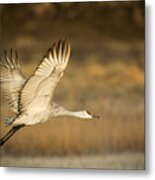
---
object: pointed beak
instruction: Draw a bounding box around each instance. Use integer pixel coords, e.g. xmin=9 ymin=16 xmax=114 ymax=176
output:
xmin=92 ymin=114 xmax=100 ymax=119
xmin=87 ymin=110 xmax=100 ymax=119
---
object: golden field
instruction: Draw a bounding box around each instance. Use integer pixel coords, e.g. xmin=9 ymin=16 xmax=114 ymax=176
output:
xmin=0 ymin=2 xmax=144 ymax=169
xmin=2 ymin=152 xmax=144 ymax=169
xmin=1 ymin=56 xmax=144 ymax=155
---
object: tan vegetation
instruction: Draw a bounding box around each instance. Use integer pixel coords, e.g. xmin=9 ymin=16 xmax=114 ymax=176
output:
xmin=1 ymin=58 xmax=144 ymax=156
xmin=2 ymin=152 xmax=144 ymax=169
xmin=0 ymin=1 xmax=144 ymax=169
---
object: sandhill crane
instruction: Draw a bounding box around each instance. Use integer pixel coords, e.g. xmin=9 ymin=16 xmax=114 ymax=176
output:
xmin=0 ymin=39 xmax=99 ymax=146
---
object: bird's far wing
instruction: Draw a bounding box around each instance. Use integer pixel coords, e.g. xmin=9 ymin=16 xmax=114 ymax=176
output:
xmin=18 ymin=38 xmax=71 ymax=113
xmin=0 ymin=50 xmax=26 ymax=113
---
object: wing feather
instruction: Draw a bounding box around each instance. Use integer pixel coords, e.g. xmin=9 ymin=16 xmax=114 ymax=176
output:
xmin=18 ymin=39 xmax=71 ymax=113
xmin=0 ymin=50 xmax=26 ymax=113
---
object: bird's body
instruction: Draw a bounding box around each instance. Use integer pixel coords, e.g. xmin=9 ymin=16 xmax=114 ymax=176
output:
xmin=11 ymin=104 xmax=51 ymax=126
xmin=0 ymin=38 xmax=98 ymax=146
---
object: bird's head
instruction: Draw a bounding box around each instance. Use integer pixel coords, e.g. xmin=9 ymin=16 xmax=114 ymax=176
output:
xmin=77 ymin=110 xmax=100 ymax=119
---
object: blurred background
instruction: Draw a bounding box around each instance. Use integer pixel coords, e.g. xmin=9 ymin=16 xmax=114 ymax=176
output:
xmin=0 ymin=1 xmax=144 ymax=169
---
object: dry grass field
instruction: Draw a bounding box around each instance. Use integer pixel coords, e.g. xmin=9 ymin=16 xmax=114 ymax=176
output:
xmin=0 ymin=2 xmax=144 ymax=169
xmin=1 ymin=59 xmax=144 ymax=155
xmin=2 ymin=152 xmax=144 ymax=169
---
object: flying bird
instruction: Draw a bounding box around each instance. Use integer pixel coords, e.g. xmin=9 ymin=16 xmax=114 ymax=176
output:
xmin=0 ymin=39 xmax=99 ymax=146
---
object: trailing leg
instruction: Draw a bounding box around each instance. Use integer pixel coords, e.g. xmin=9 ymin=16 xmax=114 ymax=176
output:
xmin=0 ymin=125 xmax=25 ymax=146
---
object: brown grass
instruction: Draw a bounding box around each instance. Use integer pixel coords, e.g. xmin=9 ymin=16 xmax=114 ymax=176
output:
xmin=1 ymin=59 xmax=144 ymax=156
xmin=1 ymin=152 xmax=144 ymax=169
xmin=0 ymin=2 xmax=144 ymax=170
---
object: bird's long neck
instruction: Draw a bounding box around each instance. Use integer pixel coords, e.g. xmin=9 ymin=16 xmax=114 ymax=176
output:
xmin=51 ymin=103 xmax=93 ymax=119
xmin=63 ymin=110 xmax=92 ymax=119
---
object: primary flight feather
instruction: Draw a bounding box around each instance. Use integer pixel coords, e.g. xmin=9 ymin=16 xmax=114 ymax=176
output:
xmin=0 ymin=49 xmax=26 ymax=113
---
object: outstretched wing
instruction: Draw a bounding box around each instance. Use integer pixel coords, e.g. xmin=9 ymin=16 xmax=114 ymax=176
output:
xmin=0 ymin=50 xmax=26 ymax=113
xmin=18 ymin=39 xmax=71 ymax=113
